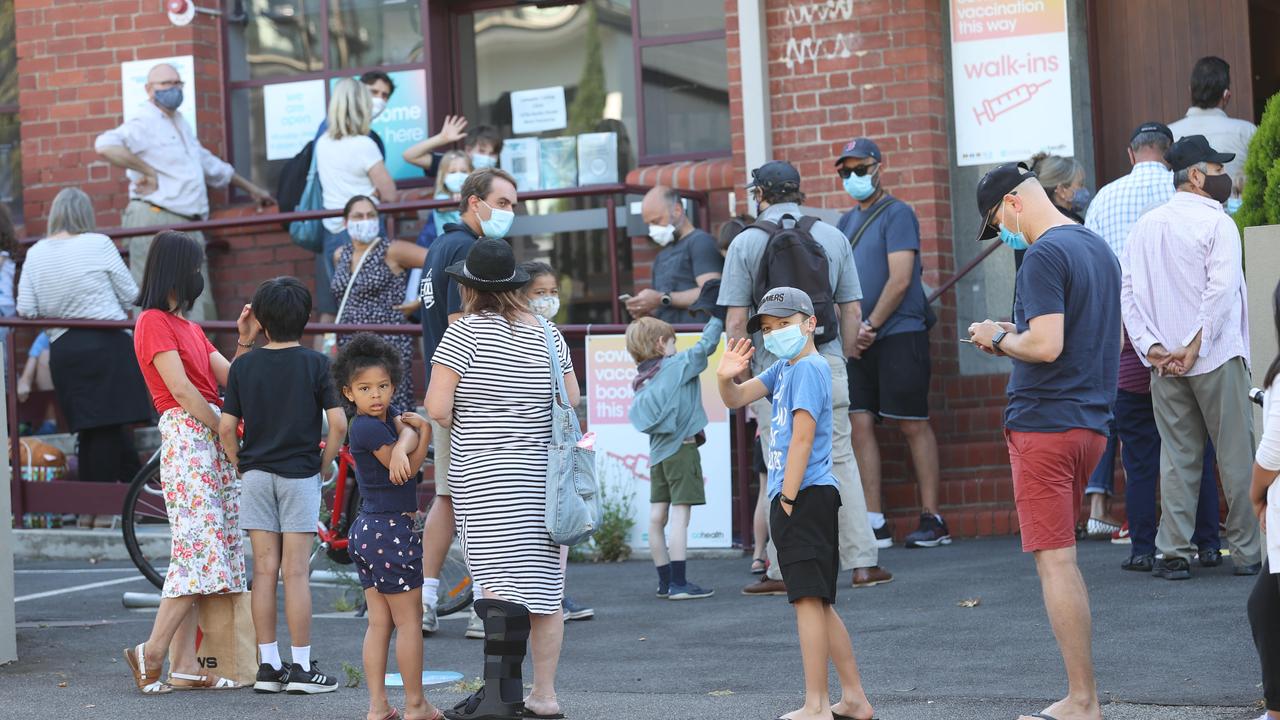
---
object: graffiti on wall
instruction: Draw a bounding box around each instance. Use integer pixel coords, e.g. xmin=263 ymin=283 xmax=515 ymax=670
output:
xmin=781 ymin=0 xmax=865 ymax=72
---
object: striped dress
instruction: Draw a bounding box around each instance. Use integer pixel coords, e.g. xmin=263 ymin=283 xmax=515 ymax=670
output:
xmin=432 ymin=312 xmax=571 ymax=614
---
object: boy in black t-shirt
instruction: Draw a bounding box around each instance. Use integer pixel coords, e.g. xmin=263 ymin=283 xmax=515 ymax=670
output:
xmin=219 ymin=277 xmax=347 ymax=696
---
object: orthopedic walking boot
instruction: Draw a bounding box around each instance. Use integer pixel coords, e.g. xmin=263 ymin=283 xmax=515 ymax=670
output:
xmin=444 ymin=599 xmax=530 ymax=720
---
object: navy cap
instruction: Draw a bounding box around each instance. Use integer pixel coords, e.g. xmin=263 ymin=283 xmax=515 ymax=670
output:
xmin=1130 ymin=121 xmax=1173 ymax=143
xmin=746 ymin=161 xmax=802 ymax=193
xmin=747 ymin=286 xmax=815 ymax=334
xmin=835 ymin=137 xmax=882 ymax=165
xmin=975 ymin=162 xmax=1036 ymax=241
xmin=1165 ymin=134 xmax=1235 ymax=172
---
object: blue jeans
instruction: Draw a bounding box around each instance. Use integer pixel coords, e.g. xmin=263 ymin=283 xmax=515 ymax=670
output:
xmin=1086 ymin=414 xmax=1119 ymax=496
xmin=1114 ymin=389 xmax=1220 ymax=557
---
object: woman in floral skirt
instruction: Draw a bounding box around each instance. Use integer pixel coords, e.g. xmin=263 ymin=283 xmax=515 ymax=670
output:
xmin=124 ymin=231 xmax=257 ymax=694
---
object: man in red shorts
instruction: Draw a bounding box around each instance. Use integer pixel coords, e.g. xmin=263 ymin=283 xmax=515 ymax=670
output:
xmin=968 ymin=162 xmax=1120 ymax=720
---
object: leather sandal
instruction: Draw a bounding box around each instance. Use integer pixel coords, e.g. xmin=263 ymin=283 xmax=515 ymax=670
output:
xmin=123 ymin=643 xmax=172 ymax=695
xmin=167 ymin=672 xmax=243 ymax=690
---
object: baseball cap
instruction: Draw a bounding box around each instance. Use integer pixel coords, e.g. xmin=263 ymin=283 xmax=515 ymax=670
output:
xmin=746 ymin=161 xmax=801 ymax=193
xmin=747 ymin=286 xmax=815 ymax=334
xmin=974 ymin=162 xmax=1036 ymax=241
xmin=1165 ymin=134 xmax=1235 ymax=172
xmin=1130 ymin=121 xmax=1173 ymax=143
xmin=835 ymin=137 xmax=882 ymax=166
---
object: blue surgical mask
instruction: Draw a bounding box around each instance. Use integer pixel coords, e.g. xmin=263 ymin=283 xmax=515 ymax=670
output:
xmin=1226 ymin=196 xmax=1243 ymax=215
xmin=1071 ymin=187 xmax=1092 ymax=214
xmin=763 ymin=323 xmax=808 ymax=360
xmin=479 ymin=199 xmax=515 ymax=239
xmin=153 ymin=86 xmax=183 ymax=111
xmin=998 ymin=207 xmax=1029 ymax=251
xmin=843 ymin=172 xmax=876 ymax=201
xmin=444 ymin=172 xmax=469 ymax=194
xmin=471 ymin=153 xmax=497 ymax=170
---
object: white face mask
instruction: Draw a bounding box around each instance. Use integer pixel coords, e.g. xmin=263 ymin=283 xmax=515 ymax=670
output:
xmin=370 ymin=97 xmax=387 ymax=119
xmin=648 ymin=224 xmax=676 ymax=247
xmin=347 ymin=218 xmax=380 ymax=243
xmin=529 ymin=295 xmax=560 ymax=320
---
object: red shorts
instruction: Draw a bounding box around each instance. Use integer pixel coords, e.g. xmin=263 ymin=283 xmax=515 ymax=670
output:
xmin=1006 ymin=428 xmax=1107 ymax=552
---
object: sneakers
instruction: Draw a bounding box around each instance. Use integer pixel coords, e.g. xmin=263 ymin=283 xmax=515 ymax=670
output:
xmin=872 ymin=523 xmax=893 ymax=549
xmin=656 ymin=582 xmax=670 ymax=599
xmin=1120 ymin=553 xmax=1153 ymax=572
xmin=284 ymin=661 xmax=338 ymax=694
xmin=253 ymin=663 xmax=288 ymax=694
xmin=1086 ymin=517 xmax=1121 ymax=539
xmin=1152 ymin=557 xmax=1191 ymax=580
xmin=904 ymin=513 xmax=951 ymax=549
xmin=421 ymin=602 xmax=439 ymax=634
xmin=1110 ymin=523 xmax=1131 ymax=545
xmin=668 ymin=582 xmax=714 ymax=600
xmin=465 ymin=608 xmax=485 ymax=639
xmin=1235 ymin=562 xmax=1263 ymax=577
xmin=1198 ymin=547 xmax=1223 ymax=568
xmin=562 ymin=597 xmax=595 ymax=620
xmin=741 ymin=578 xmax=787 ymax=596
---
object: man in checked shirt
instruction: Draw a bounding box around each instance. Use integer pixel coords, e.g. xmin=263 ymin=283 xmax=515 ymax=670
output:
xmin=1121 ymin=134 xmax=1262 ymax=581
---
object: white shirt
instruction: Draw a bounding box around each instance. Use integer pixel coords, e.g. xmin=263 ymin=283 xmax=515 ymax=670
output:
xmin=1168 ymin=107 xmax=1257 ymax=189
xmin=94 ymin=102 xmax=235 ymax=218
xmin=316 ymin=134 xmax=383 ymax=233
xmin=1259 ymin=376 xmax=1280 ymax=573
xmin=1120 ymin=192 xmax=1249 ymax=377
xmin=17 ymin=233 xmax=138 ymax=342
xmin=1084 ymin=162 xmax=1173 ymax=258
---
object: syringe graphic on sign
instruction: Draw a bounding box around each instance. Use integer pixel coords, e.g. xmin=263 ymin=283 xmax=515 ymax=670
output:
xmin=973 ymin=80 xmax=1052 ymax=126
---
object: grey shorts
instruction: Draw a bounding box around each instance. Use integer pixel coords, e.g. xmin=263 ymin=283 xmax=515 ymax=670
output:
xmin=240 ymin=470 xmax=322 ymax=533
xmin=431 ymin=418 xmax=452 ymax=497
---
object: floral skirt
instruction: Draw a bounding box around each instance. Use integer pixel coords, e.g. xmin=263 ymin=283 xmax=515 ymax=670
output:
xmin=158 ymin=408 xmax=246 ymax=598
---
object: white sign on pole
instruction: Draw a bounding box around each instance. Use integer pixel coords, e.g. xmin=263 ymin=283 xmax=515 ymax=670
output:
xmin=585 ymin=333 xmax=732 ymax=550
xmin=263 ymin=80 xmax=327 ymax=160
xmin=510 ymin=86 xmax=568 ymax=135
xmin=949 ymin=0 xmax=1073 ymax=166
xmin=120 ymin=55 xmax=197 ymax=133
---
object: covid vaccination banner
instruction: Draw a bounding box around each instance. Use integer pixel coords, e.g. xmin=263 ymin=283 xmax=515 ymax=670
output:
xmin=264 ymin=80 xmax=326 ymax=161
xmin=950 ymin=0 xmax=1073 ymax=166
xmin=327 ymin=69 xmax=428 ymax=182
xmin=585 ymin=334 xmax=732 ymax=549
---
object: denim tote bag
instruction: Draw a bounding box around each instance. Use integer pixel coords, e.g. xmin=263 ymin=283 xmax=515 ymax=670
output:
xmin=537 ymin=316 xmax=601 ymax=546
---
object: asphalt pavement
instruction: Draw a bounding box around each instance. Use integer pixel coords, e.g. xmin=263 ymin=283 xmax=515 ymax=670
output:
xmin=1 ymin=536 xmax=1268 ymax=720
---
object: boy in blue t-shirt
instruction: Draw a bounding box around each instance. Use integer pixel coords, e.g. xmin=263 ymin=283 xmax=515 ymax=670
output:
xmin=717 ymin=286 xmax=875 ymax=720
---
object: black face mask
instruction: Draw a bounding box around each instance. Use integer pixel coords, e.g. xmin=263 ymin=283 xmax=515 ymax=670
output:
xmin=182 ymin=270 xmax=204 ymax=309
xmin=1201 ymin=172 xmax=1232 ymax=205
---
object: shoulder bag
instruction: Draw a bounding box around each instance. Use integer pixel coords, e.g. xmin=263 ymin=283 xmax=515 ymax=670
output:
xmin=288 ymin=145 xmax=326 ymax=253
xmin=537 ymin=316 xmax=601 ymax=546
xmin=321 ymin=239 xmax=380 ymax=357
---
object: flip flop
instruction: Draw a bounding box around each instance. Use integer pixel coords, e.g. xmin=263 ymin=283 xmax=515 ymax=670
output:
xmin=1023 ymin=714 xmax=1060 ymax=720
xmin=522 ymin=707 xmax=565 ymax=719
xmin=832 ymin=713 xmax=878 ymax=720
xmin=376 ymin=710 xmax=401 ymax=720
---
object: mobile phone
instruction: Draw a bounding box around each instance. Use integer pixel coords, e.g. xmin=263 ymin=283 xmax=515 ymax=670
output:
xmin=618 ymin=294 xmax=633 ymax=302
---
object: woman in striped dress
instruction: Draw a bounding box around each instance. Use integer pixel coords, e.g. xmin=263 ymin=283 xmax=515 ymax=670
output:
xmin=427 ymin=239 xmax=579 ymax=720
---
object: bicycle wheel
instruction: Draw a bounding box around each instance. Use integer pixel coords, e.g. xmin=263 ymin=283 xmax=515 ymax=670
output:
xmin=436 ymin=543 xmax=473 ymax=617
xmin=121 ymin=455 xmax=167 ymax=590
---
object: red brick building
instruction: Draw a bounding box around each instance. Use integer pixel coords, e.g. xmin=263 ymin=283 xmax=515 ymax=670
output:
xmin=5 ymin=0 xmax=1273 ymax=540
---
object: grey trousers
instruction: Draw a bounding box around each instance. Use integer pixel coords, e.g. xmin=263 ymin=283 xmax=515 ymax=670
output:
xmin=755 ymin=352 xmax=878 ymax=580
xmin=1151 ymin=357 xmax=1261 ymax=566
xmin=122 ymin=200 xmax=218 ymax=322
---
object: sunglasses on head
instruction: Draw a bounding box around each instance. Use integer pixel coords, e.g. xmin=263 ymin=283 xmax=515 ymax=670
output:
xmin=837 ymin=163 xmax=878 ymax=179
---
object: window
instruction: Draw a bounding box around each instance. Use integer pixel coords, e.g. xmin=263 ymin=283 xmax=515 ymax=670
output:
xmin=0 ymin=0 xmax=21 ymax=224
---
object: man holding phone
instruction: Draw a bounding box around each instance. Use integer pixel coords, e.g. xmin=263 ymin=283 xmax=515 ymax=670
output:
xmin=624 ymin=186 xmax=722 ymax=323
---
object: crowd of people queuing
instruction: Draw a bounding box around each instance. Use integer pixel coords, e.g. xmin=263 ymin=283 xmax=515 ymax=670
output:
xmin=0 ymin=50 xmax=1276 ymax=720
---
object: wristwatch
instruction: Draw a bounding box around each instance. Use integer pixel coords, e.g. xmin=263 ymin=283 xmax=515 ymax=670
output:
xmin=660 ymin=293 xmax=672 ymax=306
xmin=780 ymin=493 xmax=796 ymax=506
xmin=991 ymin=329 xmax=1008 ymax=348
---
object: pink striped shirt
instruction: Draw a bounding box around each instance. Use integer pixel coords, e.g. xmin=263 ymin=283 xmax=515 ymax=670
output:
xmin=1120 ymin=191 xmax=1250 ymax=377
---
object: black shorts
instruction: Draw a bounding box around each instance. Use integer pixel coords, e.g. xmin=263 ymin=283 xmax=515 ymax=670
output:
xmin=847 ymin=330 xmax=931 ymax=420
xmin=770 ymin=485 xmax=842 ymax=604
xmin=752 ymin=435 xmax=767 ymax=476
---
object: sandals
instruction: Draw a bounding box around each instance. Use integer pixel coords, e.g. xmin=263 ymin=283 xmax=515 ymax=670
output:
xmin=123 ymin=642 xmax=172 ymax=695
xmin=167 ymin=671 xmax=243 ymax=690
xmin=750 ymin=558 xmax=767 ymax=575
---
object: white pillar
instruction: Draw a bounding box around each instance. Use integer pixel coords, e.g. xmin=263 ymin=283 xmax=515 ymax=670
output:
xmin=737 ymin=0 xmax=773 ymax=214
xmin=0 ymin=350 xmax=17 ymax=664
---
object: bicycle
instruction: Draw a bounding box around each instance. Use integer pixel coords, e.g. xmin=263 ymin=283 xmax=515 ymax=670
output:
xmin=121 ymin=437 xmax=473 ymax=618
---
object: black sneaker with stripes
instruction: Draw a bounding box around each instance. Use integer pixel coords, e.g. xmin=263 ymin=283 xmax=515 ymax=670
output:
xmin=253 ymin=663 xmax=288 ymax=694
xmin=284 ymin=661 xmax=338 ymax=694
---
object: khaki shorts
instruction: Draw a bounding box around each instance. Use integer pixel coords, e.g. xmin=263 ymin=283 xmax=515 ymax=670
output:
xmin=650 ymin=443 xmax=705 ymax=506
xmin=431 ymin=418 xmax=451 ymax=497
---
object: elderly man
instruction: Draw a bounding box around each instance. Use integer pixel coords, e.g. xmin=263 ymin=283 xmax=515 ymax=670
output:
xmin=625 ymin=186 xmax=722 ymax=323
xmin=969 ymin=160 xmax=1119 ymax=720
xmin=1121 ymin=134 xmax=1262 ymax=581
xmin=95 ymin=62 xmax=273 ymax=321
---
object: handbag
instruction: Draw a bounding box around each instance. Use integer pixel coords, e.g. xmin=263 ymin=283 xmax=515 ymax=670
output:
xmin=288 ymin=147 xmax=326 ymax=253
xmin=322 ymin=238 xmax=380 ymax=357
xmin=537 ymin=316 xmax=601 ymax=546
xmin=195 ymin=592 xmax=257 ymax=685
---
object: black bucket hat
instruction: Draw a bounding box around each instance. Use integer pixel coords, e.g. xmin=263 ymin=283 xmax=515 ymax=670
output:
xmin=445 ymin=238 xmax=530 ymax=292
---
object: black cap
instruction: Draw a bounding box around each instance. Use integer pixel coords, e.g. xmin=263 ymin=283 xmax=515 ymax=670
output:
xmin=835 ymin=137 xmax=882 ymax=165
xmin=746 ymin=161 xmax=801 ymax=194
xmin=1130 ymin=121 xmax=1173 ymax=143
xmin=444 ymin=238 xmax=531 ymax=292
xmin=1165 ymin=134 xmax=1235 ymax=172
xmin=974 ymin=162 xmax=1036 ymax=241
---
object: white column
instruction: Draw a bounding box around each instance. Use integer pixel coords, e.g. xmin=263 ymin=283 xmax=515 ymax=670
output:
xmin=0 ymin=350 xmax=17 ymax=664
xmin=737 ymin=0 xmax=773 ymax=214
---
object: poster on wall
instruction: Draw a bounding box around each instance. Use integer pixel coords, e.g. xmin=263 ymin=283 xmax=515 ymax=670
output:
xmin=121 ymin=55 xmax=197 ymax=133
xmin=263 ymin=80 xmax=327 ymax=160
xmin=330 ymin=69 xmax=428 ymax=182
xmin=511 ymin=86 xmax=567 ymax=135
xmin=501 ymin=138 xmax=541 ymax=192
xmin=949 ymin=0 xmax=1073 ymax=166
xmin=585 ymin=333 xmax=732 ymax=550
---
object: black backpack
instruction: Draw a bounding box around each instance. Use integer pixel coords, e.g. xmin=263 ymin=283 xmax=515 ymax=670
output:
xmin=275 ymin=139 xmax=315 ymax=219
xmin=751 ymin=214 xmax=840 ymax=346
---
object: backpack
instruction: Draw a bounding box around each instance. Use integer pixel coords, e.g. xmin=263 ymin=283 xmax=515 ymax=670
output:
xmin=275 ymin=140 xmax=314 ymax=217
xmin=287 ymin=144 xmax=326 ymax=253
xmin=751 ymin=214 xmax=840 ymax=346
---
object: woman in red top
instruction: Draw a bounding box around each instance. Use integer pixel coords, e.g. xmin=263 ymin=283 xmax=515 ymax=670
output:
xmin=124 ymin=231 xmax=258 ymax=694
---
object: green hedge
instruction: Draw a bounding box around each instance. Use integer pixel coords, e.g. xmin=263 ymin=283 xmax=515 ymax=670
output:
xmin=1237 ymin=92 xmax=1280 ymax=233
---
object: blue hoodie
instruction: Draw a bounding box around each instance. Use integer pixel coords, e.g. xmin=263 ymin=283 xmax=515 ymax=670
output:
xmin=628 ymin=318 xmax=724 ymax=466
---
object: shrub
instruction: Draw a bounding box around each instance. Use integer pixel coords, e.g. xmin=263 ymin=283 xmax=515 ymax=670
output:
xmin=589 ymin=469 xmax=636 ymax=563
xmin=1237 ymin=91 xmax=1280 ymax=232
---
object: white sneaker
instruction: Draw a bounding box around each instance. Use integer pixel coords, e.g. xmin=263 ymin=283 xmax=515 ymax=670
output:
xmin=465 ymin=608 xmax=484 ymax=639
xmin=422 ymin=602 xmax=439 ymax=634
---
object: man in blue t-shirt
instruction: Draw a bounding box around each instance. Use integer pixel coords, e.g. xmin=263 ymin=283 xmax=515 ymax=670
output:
xmin=414 ymin=166 xmax=519 ymax=633
xmin=968 ymin=161 xmax=1119 ymax=720
xmin=834 ymin=137 xmax=946 ymax=551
